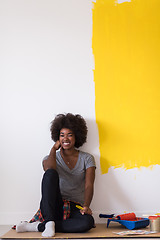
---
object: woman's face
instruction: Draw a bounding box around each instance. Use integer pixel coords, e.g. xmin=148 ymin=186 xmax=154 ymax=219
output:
xmin=59 ymin=128 xmax=75 ymax=150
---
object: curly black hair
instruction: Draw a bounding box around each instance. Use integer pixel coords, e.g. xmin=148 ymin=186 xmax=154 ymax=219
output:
xmin=50 ymin=113 xmax=88 ymax=148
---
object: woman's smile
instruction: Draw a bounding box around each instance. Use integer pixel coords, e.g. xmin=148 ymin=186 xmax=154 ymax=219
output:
xmin=63 ymin=142 xmax=70 ymax=146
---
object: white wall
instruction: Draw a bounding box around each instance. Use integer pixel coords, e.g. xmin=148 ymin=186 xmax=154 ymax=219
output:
xmin=0 ymin=0 xmax=97 ymax=225
xmin=0 ymin=0 xmax=159 ymax=225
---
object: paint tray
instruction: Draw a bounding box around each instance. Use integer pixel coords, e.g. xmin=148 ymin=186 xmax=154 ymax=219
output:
xmin=107 ymin=218 xmax=149 ymax=230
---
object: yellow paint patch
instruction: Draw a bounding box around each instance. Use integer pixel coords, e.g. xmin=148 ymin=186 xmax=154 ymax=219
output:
xmin=92 ymin=0 xmax=160 ymax=174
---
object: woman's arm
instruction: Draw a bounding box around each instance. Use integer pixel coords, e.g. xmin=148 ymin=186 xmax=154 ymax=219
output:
xmin=81 ymin=166 xmax=95 ymax=215
xmin=42 ymin=140 xmax=61 ymax=171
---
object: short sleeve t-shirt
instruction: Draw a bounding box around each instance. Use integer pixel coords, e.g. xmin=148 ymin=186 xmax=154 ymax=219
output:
xmin=43 ymin=151 xmax=96 ymax=205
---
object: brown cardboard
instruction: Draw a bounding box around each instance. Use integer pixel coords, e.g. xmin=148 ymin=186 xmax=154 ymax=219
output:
xmin=1 ymin=223 xmax=160 ymax=239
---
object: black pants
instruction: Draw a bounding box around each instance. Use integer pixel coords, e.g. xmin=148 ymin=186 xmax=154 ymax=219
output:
xmin=38 ymin=169 xmax=95 ymax=233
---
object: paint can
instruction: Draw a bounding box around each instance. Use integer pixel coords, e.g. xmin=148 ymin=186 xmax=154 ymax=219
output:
xmin=149 ymin=216 xmax=160 ymax=232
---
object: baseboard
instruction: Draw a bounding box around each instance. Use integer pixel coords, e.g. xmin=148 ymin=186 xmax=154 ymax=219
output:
xmin=0 ymin=211 xmax=156 ymax=225
xmin=0 ymin=212 xmax=35 ymax=225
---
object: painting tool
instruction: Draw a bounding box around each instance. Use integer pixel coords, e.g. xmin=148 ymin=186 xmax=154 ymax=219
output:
xmin=99 ymin=214 xmax=115 ymax=218
xmin=99 ymin=212 xmax=149 ymax=230
xmin=76 ymin=205 xmax=83 ymax=210
xmin=107 ymin=213 xmax=149 ymax=230
xmin=116 ymin=213 xmax=136 ymax=220
xmin=100 ymin=212 xmax=136 ymax=220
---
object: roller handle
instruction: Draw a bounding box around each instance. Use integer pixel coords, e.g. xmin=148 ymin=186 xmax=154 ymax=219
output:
xmin=99 ymin=214 xmax=115 ymax=218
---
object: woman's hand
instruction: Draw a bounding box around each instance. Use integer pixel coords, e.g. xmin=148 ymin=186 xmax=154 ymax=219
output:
xmin=53 ymin=140 xmax=61 ymax=151
xmin=51 ymin=140 xmax=61 ymax=152
xmin=80 ymin=206 xmax=92 ymax=215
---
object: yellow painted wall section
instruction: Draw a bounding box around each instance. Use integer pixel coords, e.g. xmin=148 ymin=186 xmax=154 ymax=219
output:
xmin=92 ymin=0 xmax=160 ymax=174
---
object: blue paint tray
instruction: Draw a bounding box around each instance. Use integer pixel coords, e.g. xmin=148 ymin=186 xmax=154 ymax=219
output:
xmin=107 ymin=218 xmax=149 ymax=230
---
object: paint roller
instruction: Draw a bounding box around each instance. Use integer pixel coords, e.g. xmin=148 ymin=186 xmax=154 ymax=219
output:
xmin=99 ymin=212 xmax=136 ymax=220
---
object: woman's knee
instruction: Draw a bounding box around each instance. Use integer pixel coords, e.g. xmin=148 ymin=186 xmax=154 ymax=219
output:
xmin=81 ymin=214 xmax=95 ymax=232
xmin=44 ymin=168 xmax=58 ymax=177
xmin=43 ymin=169 xmax=59 ymax=184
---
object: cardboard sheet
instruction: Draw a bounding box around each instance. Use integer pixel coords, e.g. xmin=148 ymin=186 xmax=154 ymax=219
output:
xmin=1 ymin=223 xmax=160 ymax=239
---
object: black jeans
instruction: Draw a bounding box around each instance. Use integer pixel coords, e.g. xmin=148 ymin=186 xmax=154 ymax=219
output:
xmin=38 ymin=169 xmax=95 ymax=233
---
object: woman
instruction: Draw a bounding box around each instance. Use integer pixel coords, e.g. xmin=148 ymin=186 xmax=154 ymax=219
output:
xmin=16 ymin=113 xmax=96 ymax=237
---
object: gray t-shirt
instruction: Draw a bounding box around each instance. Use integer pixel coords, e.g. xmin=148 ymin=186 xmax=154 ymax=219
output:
xmin=43 ymin=150 xmax=96 ymax=205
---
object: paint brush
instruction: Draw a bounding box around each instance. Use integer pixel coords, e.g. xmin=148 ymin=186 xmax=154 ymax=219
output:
xmin=76 ymin=205 xmax=84 ymax=210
